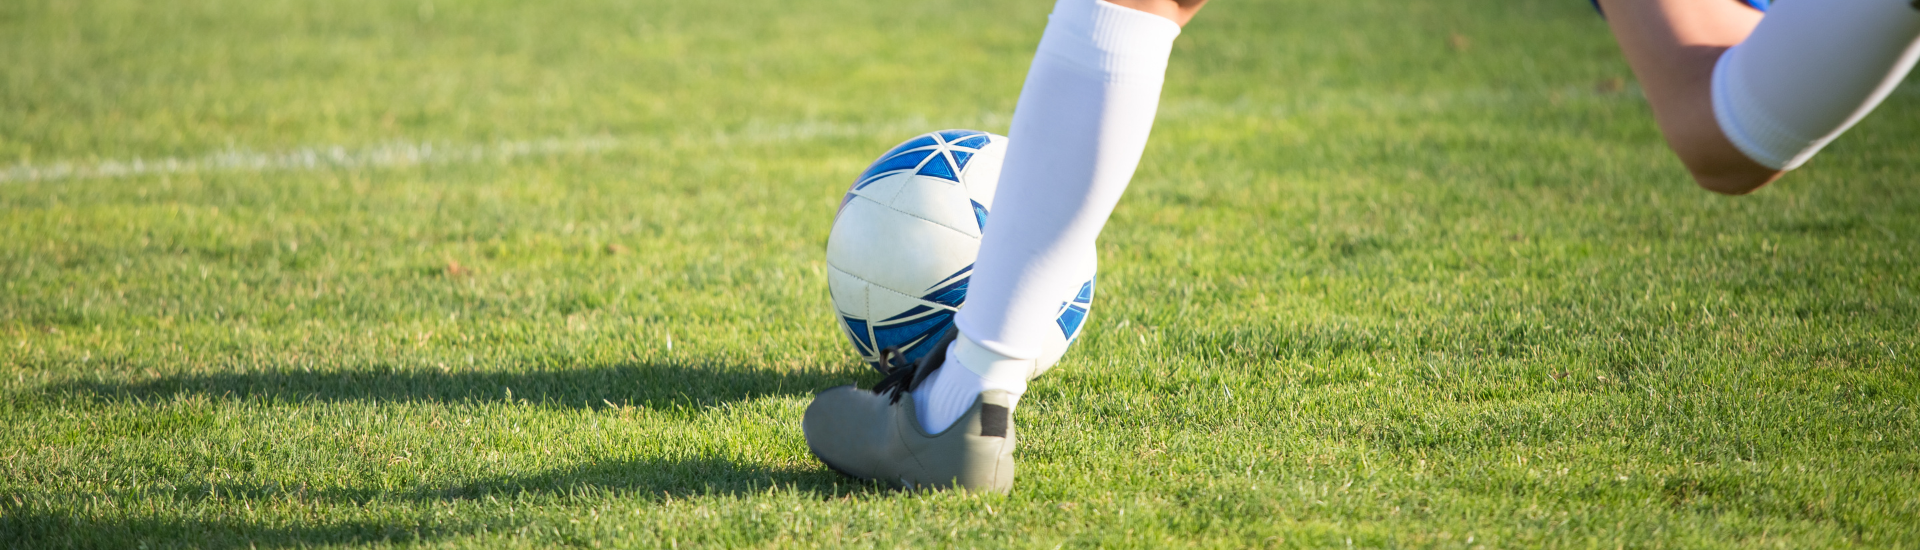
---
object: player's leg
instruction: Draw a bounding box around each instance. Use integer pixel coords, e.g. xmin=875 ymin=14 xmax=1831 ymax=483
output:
xmin=802 ymin=0 xmax=1201 ymax=493
xmin=916 ymin=0 xmax=1201 ymax=435
xmin=1601 ymin=0 xmax=1920 ymax=195
xmin=1104 ymin=0 xmax=1208 ymax=26
xmin=1599 ymin=0 xmax=1773 ymax=193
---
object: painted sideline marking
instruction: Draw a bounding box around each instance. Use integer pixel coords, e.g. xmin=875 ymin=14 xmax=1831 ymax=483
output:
xmin=0 ymin=116 xmax=983 ymax=185
xmin=0 ymin=136 xmax=621 ymax=184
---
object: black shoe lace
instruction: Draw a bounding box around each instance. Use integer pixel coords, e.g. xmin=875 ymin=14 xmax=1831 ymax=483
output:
xmin=869 ymin=347 xmax=920 ymax=404
xmin=869 ymin=327 xmax=958 ymax=404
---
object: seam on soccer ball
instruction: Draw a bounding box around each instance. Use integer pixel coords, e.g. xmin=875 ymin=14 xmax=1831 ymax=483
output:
xmin=827 ymin=264 xmax=961 ymax=313
xmin=849 ymin=177 xmax=982 ymax=239
xmin=880 ymin=202 xmax=984 ymax=240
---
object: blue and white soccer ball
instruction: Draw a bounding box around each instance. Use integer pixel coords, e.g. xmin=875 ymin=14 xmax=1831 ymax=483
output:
xmin=826 ymin=129 xmax=1094 ymax=375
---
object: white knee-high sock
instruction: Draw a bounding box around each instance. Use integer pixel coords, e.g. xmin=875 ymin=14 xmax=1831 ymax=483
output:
xmin=1713 ymin=0 xmax=1920 ymax=170
xmin=914 ymin=0 xmax=1180 ymax=434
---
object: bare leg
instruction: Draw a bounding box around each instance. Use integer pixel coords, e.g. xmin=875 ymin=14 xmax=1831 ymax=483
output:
xmin=1104 ymin=0 xmax=1209 ymax=26
xmin=1599 ymin=0 xmax=1782 ymax=194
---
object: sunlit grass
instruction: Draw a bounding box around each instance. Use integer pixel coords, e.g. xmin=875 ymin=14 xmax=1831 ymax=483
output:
xmin=3 ymin=0 xmax=1917 ymax=547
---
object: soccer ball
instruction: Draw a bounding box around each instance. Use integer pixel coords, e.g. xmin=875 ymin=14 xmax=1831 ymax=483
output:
xmin=826 ymin=129 xmax=1094 ymax=375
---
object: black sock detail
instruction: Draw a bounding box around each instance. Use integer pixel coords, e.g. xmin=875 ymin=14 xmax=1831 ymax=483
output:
xmin=979 ymin=404 xmax=1009 ymax=438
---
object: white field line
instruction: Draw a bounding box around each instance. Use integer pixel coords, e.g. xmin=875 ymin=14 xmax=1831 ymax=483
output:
xmin=0 ymin=116 xmax=994 ymax=185
xmin=0 ymin=136 xmax=621 ymax=184
xmin=0 ymin=86 xmax=1636 ymax=185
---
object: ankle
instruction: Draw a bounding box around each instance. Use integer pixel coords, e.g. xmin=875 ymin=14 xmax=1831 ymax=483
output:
xmin=950 ymin=335 xmax=1036 ymax=398
xmin=911 ymin=337 xmax=1036 ymax=434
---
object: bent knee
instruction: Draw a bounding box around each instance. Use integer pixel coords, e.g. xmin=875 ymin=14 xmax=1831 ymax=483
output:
xmin=1662 ymin=122 xmax=1785 ymax=195
xmin=1099 ymin=0 xmax=1209 ymax=26
xmin=1680 ymin=153 xmax=1783 ymax=195
xmin=1690 ymin=170 xmax=1777 ymax=195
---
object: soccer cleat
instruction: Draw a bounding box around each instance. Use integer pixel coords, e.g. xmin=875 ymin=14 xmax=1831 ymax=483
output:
xmin=802 ymin=328 xmax=1018 ymax=492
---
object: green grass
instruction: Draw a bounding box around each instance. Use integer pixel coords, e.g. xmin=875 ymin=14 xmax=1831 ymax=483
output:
xmin=4 ymin=0 xmax=1918 ymax=547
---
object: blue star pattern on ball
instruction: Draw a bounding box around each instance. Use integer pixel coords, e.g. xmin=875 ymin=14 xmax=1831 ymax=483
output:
xmin=852 ymin=130 xmax=992 ymax=190
xmin=839 ymin=264 xmax=972 ymax=370
xmin=1055 ymin=278 xmax=1095 ymax=341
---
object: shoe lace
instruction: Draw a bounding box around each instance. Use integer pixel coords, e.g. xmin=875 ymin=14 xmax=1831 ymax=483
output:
xmin=870 ymin=346 xmax=924 ymax=404
xmin=868 ymin=327 xmax=957 ymax=404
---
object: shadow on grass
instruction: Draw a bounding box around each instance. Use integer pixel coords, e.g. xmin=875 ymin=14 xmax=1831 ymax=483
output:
xmin=35 ymin=357 xmax=868 ymax=411
xmin=11 ymin=358 xmax=887 ymax=547
xmin=436 ymin=454 xmax=874 ymax=501
xmin=3 ymin=455 xmax=885 ymax=549
xmin=0 ymin=508 xmax=444 ymax=550
xmin=10 ymin=361 xmax=887 ymax=547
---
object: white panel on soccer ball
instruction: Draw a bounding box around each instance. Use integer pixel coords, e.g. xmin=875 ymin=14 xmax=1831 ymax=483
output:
xmin=865 ymin=283 xmax=941 ymax=323
xmin=826 ymin=200 xmax=979 ymax=298
xmin=824 ymin=264 xmax=869 ymax=316
xmin=959 ymin=137 xmax=1008 ymax=209
xmin=847 ymin=172 xmax=912 ymax=205
xmin=888 ymin=174 xmax=984 ymax=239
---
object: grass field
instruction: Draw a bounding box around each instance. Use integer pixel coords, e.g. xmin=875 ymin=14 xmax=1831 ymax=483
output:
xmin=4 ymin=0 xmax=1919 ymax=547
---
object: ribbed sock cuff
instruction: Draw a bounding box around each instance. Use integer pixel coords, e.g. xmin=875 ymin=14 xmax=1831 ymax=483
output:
xmin=1712 ymin=45 xmax=1819 ymax=170
xmin=1036 ymin=0 xmax=1182 ymax=83
xmin=951 ymin=335 xmax=1036 ymax=392
xmin=914 ymin=339 xmax=1029 ymax=433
